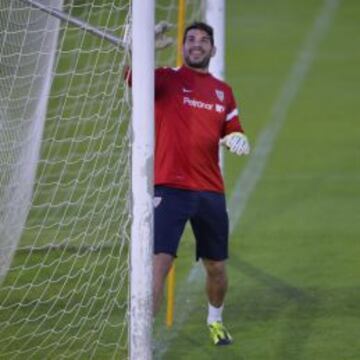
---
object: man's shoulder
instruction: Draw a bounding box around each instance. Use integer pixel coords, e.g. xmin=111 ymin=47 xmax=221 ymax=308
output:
xmin=208 ymin=73 xmax=233 ymax=92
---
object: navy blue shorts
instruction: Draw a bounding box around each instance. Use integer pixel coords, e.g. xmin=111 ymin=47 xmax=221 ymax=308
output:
xmin=154 ymin=186 xmax=229 ymax=261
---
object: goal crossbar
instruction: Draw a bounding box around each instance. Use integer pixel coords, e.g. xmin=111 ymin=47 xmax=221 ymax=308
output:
xmin=19 ymin=0 xmax=128 ymax=48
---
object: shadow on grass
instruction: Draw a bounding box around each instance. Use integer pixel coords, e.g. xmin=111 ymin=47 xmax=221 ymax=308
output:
xmin=230 ymin=255 xmax=319 ymax=360
xmin=154 ymin=255 xmax=360 ymax=359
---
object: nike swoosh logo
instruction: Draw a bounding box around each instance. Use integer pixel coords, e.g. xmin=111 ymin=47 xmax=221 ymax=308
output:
xmin=182 ymin=88 xmax=193 ymax=93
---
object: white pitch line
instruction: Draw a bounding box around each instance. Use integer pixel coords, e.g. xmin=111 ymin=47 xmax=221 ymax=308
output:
xmin=229 ymin=0 xmax=340 ymax=231
xmin=155 ymin=1 xmax=339 ymax=357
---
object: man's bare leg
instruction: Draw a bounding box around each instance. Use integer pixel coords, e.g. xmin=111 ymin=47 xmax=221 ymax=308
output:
xmin=153 ymin=253 xmax=174 ymax=315
xmin=202 ymin=258 xmax=232 ymax=345
xmin=202 ymin=258 xmax=228 ymax=308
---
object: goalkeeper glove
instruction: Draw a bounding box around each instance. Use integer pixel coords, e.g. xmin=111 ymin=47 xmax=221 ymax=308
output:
xmin=123 ymin=21 xmax=173 ymax=50
xmin=155 ymin=21 xmax=174 ymax=49
xmin=220 ymin=132 xmax=250 ymax=156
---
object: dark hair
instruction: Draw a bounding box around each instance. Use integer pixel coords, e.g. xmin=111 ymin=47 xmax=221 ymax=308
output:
xmin=183 ymin=22 xmax=214 ymax=46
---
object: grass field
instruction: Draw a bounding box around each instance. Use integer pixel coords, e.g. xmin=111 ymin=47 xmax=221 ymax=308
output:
xmin=1 ymin=0 xmax=359 ymax=359
xmin=154 ymin=0 xmax=360 ymax=359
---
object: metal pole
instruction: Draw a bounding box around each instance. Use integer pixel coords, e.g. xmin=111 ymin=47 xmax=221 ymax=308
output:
xmin=205 ymin=0 xmax=225 ymax=80
xmin=130 ymin=0 xmax=154 ymax=359
xmin=205 ymin=0 xmax=226 ymax=169
xmin=19 ymin=0 xmax=127 ymax=48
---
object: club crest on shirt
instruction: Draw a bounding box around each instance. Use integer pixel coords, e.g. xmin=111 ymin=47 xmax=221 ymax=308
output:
xmin=215 ymin=89 xmax=224 ymax=102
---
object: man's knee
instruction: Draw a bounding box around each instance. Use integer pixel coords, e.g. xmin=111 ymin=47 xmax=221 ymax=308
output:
xmin=153 ymin=253 xmax=174 ymax=280
xmin=203 ymin=259 xmax=227 ymax=278
xmin=153 ymin=253 xmax=174 ymax=315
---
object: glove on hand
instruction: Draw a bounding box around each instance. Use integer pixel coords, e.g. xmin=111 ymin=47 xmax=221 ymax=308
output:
xmin=155 ymin=21 xmax=174 ymax=49
xmin=220 ymin=132 xmax=250 ymax=156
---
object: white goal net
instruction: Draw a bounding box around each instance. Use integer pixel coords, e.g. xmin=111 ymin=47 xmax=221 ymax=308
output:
xmin=0 ymin=0 xmax=203 ymax=358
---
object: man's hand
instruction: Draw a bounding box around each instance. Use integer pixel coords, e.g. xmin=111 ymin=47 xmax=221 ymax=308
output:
xmin=155 ymin=21 xmax=174 ymax=49
xmin=220 ymin=132 xmax=250 ymax=156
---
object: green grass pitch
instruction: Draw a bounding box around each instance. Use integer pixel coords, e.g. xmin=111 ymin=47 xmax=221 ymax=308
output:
xmin=155 ymin=0 xmax=360 ymax=359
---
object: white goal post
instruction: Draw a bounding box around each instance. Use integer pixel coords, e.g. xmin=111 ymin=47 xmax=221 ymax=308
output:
xmin=206 ymin=0 xmax=225 ymax=80
xmin=205 ymin=0 xmax=226 ymax=170
xmin=130 ymin=1 xmax=154 ymax=359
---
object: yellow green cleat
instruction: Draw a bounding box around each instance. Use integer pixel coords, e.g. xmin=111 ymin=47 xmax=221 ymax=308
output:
xmin=208 ymin=321 xmax=233 ymax=346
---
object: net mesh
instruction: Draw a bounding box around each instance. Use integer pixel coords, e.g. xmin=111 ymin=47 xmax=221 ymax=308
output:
xmin=0 ymin=0 xmax=203 ymax=358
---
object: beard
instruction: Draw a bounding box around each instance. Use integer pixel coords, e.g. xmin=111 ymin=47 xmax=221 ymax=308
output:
xmin=184 ymin=53 xmax=211 ymax=70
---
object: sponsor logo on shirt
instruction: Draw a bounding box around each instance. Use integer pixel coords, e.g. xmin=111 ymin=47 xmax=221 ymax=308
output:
xmin=215 ymin=104 xmax=225 ymax=113
xmin=183 ymin=96 xmax=213 ymax=111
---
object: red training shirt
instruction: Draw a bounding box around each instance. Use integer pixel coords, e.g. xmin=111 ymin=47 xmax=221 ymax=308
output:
xmin=155 ymin=65 xmax=244 ymax=193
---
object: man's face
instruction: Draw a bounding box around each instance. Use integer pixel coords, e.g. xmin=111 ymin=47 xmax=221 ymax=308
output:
xmin=183 ymin=29 xmax=215 ymax=70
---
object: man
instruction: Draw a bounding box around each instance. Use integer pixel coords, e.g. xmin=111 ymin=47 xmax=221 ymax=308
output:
xmin=153 ymin=22 xmax=250 ymax=346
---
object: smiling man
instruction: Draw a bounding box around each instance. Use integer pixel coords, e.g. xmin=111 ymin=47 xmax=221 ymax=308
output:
xmin=153 ymin=22 xmax=250 ymax=346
